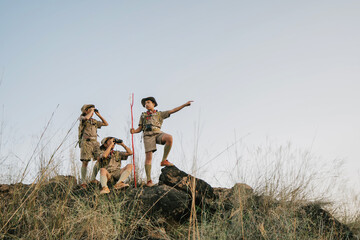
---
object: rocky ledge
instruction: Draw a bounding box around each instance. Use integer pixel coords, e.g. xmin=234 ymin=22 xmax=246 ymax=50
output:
xmin=0 ymin=166 xmax=356 ymax=239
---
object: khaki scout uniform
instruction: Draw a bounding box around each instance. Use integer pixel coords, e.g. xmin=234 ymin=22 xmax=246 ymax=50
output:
xmin=138 ymin=110 xmax=170 ymax=153
xmin=99 ymin=149 xmax=129 ymax=181
xmin=79 ymin=116 xmax=106 ymax=161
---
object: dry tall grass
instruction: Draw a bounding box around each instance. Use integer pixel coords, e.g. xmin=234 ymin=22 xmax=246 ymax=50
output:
xmin=0 ymin=118 xmax=359 ymax=239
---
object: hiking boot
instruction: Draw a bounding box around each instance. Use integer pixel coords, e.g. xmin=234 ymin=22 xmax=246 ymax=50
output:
xmin=100 ymin=186 xmax=110 ymax=194
xmin=146 ymin=180 xmax=155 ymax=187
xmin=160 ymin=160 xmax=174 ymax=167
xmin=113 ymin=182 xmax=129 ymax=190
xmin=90 ymin=179 xmax=99 ymax=184
xmin=80 ymin=183 xmax=87 ymax=189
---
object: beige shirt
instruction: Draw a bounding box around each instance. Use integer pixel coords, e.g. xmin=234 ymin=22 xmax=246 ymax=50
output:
xmin=79 ymin=116 xmax=105 ymax=139
xmin=138 ymin=110 xmax=170 ymax=136
xmin=99 ymin=150 xmax=128 ymax=172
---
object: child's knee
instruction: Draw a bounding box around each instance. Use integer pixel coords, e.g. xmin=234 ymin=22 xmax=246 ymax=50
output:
xmin=126 ymin=164 xmax=133 ymax=170
xmin=167 ymin=135 xmax=173 ymax=144
xmin=145 ymin=158 xmax=152 ymax=165
xmin=100 ymin=168 xmax=107 ymax=175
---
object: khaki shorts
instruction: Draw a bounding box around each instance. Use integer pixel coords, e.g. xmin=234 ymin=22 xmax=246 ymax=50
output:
xmin=143 ymin=132 xmax=165 ymax=153
xmin=80 ymin=139 xmax=100 ymax=161
xmin=107 ymin=167 xmax=125 ymax=182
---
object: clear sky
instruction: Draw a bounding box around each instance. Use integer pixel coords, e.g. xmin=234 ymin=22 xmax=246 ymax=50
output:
xmin=0 ymin=1 xmax=359 ymax=200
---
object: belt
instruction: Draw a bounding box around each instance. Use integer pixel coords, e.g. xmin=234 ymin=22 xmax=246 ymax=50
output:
xmin=83 ymin=137 xmax=97 ymax=142
xmin=144 ymin=127 xmax=161 ymax=132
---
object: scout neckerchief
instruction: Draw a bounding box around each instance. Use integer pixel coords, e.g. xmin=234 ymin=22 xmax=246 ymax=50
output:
xmin=145 ymin=110 xmax=157 ymax=120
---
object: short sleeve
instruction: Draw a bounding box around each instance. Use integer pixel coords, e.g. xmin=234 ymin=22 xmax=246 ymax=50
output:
xmin=138 ymin=115 xmax=143 ymax=126
xmin=160 ymin=111 xmax=170 ymax=120
xmin=116 ymin=151 xmax=129 ymax=161
xmin=96 ymin=120 xmax=105 ymax=129
xmin=79 ymin=116 xmax=86 ymax=122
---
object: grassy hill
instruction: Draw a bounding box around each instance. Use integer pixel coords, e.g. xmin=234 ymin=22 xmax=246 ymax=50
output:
xmin=0 ymin=166 xmax=358 ymax=239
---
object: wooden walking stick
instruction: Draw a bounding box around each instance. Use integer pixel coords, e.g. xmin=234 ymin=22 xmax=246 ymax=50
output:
xmin=130 ymin=93 xmax=137 ymax=187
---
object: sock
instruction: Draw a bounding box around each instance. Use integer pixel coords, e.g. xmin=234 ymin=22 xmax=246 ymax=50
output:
xmin=100 ymin=174 xmax=108 ymax=188
xmin=91 ymin=163 xmax=99 ymax=180
xmin=145 ymin=164 xmax=152 ymax=182
xmin=116 ymin=168 xmax=132 ymax=184
xmin=81 ymin=166 xmax=87 ymax=183
xmin=162 ymin=144 xmax=172 ymax=162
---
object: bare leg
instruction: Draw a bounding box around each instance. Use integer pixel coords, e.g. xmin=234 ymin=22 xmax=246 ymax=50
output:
xmin=90 ymin=162 xmax=99 ymax=181
xmin=145 ymin=151 xmax=153 ymax=165
xmin=161 ymin=134 xmax=173 ymax=162
xmin=145 ymin=152 xmax=153 ymax=182
xmin=81 ymin=161 xmax=89 ymax=183
xmin=100 ymin=168 xmax=111 ymax=188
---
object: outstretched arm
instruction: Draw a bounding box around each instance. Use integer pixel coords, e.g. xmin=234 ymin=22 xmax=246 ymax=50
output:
xmin=169 ymin=101 xmax=194 ymax=115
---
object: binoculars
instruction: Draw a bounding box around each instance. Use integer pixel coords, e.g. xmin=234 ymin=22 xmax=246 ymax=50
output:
xmin=94 ymin=109 xmax=99 ymax=113
xmin=145 ymin=124 xmax=152 ymax=131
xmin=113 ymin=138 xmax=123 ymax=144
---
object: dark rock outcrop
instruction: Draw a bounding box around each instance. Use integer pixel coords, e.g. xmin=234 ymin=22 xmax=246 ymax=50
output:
xmin=0 ymin=167 xmax=357 ymax=239
xmin=159 ymin=166 xmax=215 ymax=206
xmin=213 ymin=183 xmax=254 ymax=211
xmin=128 ymin=184 xmax=190 ymax=222
xmin=298 ymin=204 xmax=355 ymax=239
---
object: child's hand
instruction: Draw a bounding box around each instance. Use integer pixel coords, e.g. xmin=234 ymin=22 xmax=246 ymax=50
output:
xmin=130 ymin=128 xmax=135 ymax=134
xmin=185 ymin=101 xmax=194 ymax=107
xmin=109 ymin=139 xmax=115 ymax=147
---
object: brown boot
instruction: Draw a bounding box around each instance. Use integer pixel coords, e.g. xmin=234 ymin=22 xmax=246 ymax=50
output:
xmin=160 ymin=160 xmax=174 ymax=167
xmin=146 ymin=180 xmax=155 ymax=187
xmin=114 ymin=182 xmax=129 ymax=190
xmin=100 ymin=186 xmax=110 ymax=194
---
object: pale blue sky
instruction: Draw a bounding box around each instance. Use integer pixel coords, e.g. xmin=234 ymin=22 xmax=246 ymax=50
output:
xmin=0 ymin=1 xmax=359 ymax=198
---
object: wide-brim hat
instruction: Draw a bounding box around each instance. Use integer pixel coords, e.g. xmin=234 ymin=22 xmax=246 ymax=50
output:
xmin=81 ymin=104 xmax=95 ymax=113
xmin=141 ymin=97 xmax=158 ymax=107
xmin=101 ymin=136 xmax=114 ymax=147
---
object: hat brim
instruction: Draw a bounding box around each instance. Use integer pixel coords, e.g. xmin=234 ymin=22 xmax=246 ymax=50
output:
xmin=101 ymin=136 xmax=114 ymax=147
xmin=141 ymin=97 xmax=158 ymax=107
xmin=81 ymin=104 xmax=95 ymax=113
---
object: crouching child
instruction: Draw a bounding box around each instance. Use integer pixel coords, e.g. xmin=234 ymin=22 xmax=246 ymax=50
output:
xmin=99 ymin=137 xmax=133 ymax=194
